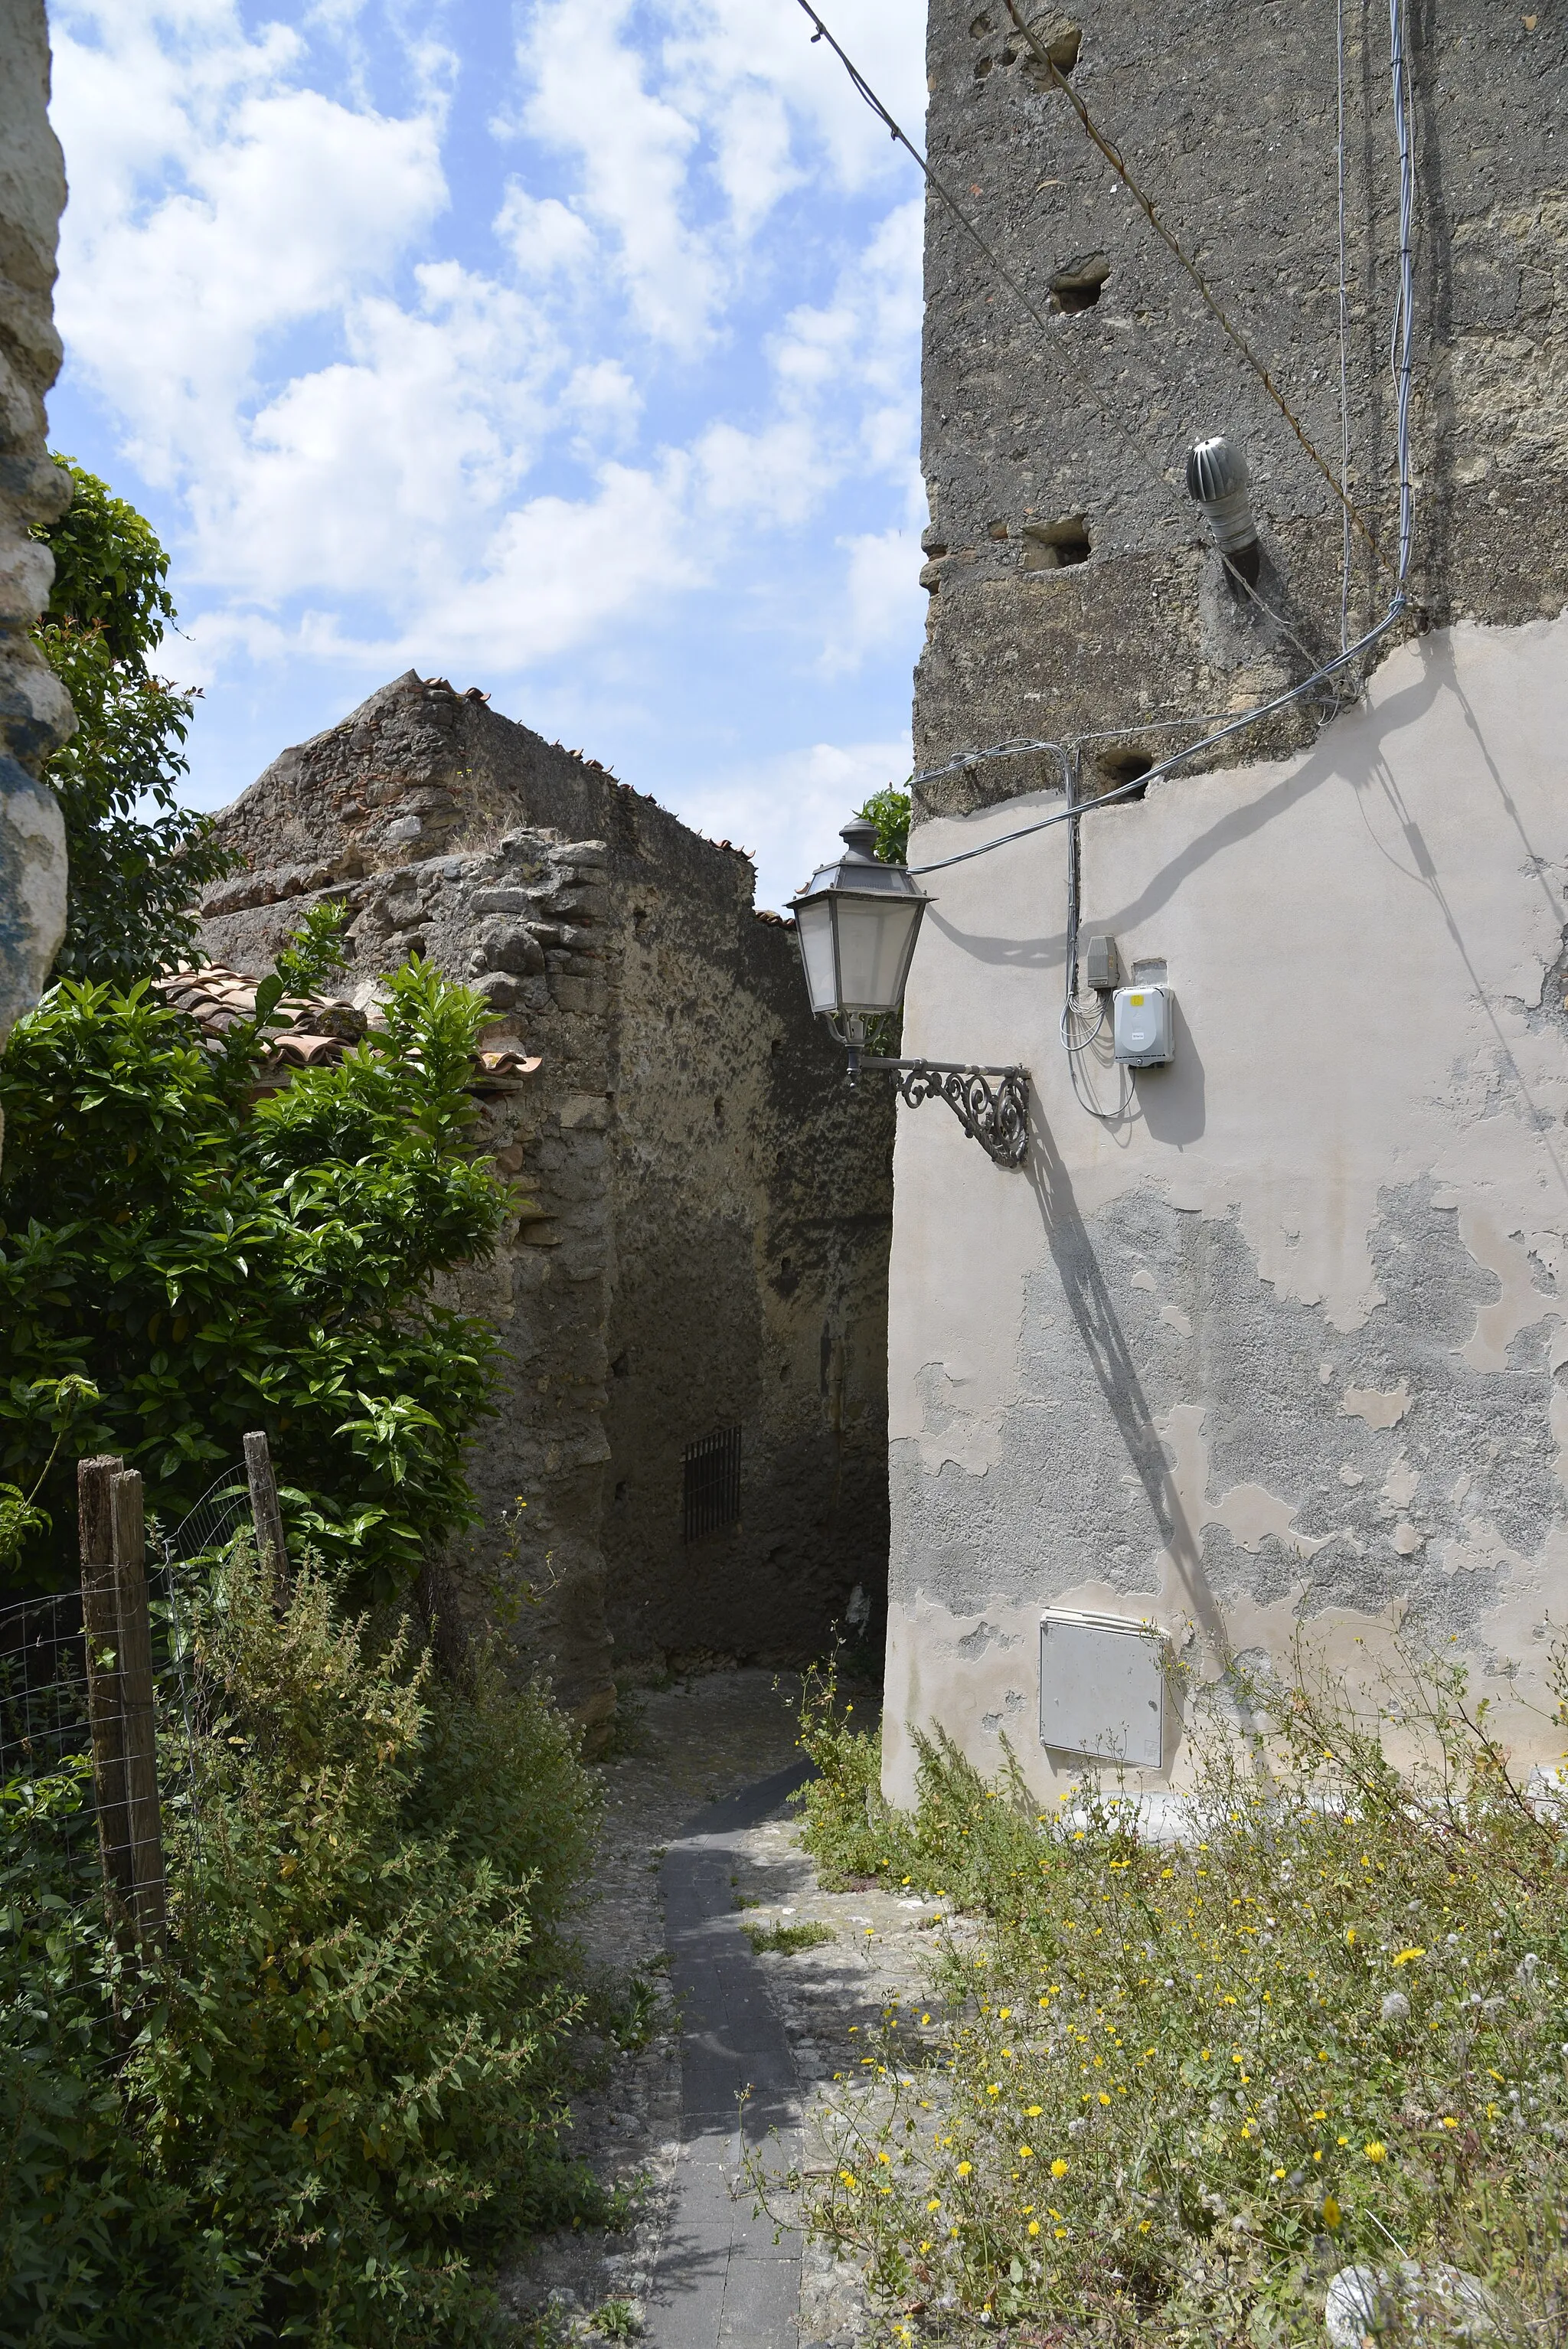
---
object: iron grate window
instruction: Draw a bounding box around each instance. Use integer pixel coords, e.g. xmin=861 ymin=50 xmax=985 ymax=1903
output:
xmin=682 ymin=1426 xmax=742 ymax=1544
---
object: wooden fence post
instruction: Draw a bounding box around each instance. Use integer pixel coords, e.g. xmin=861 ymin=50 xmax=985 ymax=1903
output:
xmin=243 ymin=1430 xmax=289 ymax=1599
xmin=78 ymin=1453 xmax=132 ymax=1920
xmin=110 ymin=1469 xmax=166 ymax=1949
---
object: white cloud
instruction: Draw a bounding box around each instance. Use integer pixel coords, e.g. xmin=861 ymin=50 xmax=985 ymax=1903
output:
xmin=821 ymin=526 xmax=925 ymax=676
xmin=493 ymin=181 xmax=597 ymax=280
xmin=435 ymin=457 xmax=703 ymax=665
xmin=682 ymin=734 xmax=912 ymax=914
xmin=52 ymin=11 xmax=449 ymax=487
xmin=187 ymin=267 xmax=560 ymax=603
xmin=562 ymin=360 xmax=644 ymax=456
xmin=48 ymin=0 xmax=930 ymax=875
xmin=519 ymin=0 xmax=720 ymax=347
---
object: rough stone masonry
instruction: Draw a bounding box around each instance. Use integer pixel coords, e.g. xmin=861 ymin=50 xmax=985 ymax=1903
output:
xmin=915 ymin=0 xmax=1566 ymax=812
xmin=197 ymin=675 xmax=895 ymax=1739
xmin=0 ymin=0 xmax=72 ymax=1103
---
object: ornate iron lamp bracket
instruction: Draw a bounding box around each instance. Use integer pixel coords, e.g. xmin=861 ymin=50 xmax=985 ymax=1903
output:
xmin=857 ymin=1051 xmax=1030 ymax=1168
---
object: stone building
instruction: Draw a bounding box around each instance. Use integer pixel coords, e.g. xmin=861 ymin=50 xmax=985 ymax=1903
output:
xmin=883 ymin=0 xmax=1568 ymax=1799
xmin=194 ymin=673 xmax=894 ymax=1736
xmin=0 ymin=0 xmax=72 ymax=1097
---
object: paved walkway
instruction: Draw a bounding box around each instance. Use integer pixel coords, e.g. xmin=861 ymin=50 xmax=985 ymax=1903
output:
xmin=645 ymin=1761 xmax=815 ymax=2349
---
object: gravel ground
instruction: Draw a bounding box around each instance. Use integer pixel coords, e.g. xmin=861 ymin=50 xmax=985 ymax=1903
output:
xmin=498 ymin=1668 xmax=957 ymax=2349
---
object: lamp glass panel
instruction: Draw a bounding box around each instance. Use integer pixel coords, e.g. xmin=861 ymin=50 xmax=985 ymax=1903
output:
xmin=796 ymin=897 xmax=840 ymax=1013
xmin=835 ymin=894 xmax=924 ymax=1012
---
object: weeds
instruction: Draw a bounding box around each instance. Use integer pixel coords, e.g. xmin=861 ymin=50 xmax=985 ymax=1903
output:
xmin=775 ymin=1637 xmax=1568 ymax=2345
xmin=792 ymin=1651 xmax=1061 ymax=1916
xmin=744 ymin=1920 xmax=838 ymax=1956
xmin=590 ymin=2297 xmax=642 ymax=2338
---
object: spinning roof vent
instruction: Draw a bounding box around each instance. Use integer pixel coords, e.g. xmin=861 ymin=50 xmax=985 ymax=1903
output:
xmin=1185 ymin=434 xmax=1261 ymax=585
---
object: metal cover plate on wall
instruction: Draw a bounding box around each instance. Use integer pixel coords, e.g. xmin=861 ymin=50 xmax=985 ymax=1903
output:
xmin=1039 ymin=1611 xmax=1164 ymax=1766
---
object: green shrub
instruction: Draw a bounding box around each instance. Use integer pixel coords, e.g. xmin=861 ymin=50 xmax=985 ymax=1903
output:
xmin=2 ymin=1548 xmax=606 ymax=2345
xmin=0 ymin=961 xmax=508 ymax=1596
xmin=783 ymin=1640 xmax=1568 ymax=2345
xmin=31 ymin=456 xmax=240 ymax=986
xmin=0 ymin=1762 xmax=260 ymax=2344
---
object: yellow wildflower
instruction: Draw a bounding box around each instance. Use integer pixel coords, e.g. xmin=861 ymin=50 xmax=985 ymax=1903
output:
xmin=1050 ymin=2158 xmax=1068 ymax=2178
xmin=1364 ymin=2142 xmax=1387 ymax=2163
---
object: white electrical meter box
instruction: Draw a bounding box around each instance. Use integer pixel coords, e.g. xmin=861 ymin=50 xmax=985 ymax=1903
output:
xmin=1040 ymin=1610 xmax=1165 ymax=1766
xmin=1112 ymin=981 xmax=1174 ymax=1067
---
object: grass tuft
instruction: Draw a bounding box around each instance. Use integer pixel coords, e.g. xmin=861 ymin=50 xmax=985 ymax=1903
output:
xmin=743 ymin=1919 xmax=838 ymax=1956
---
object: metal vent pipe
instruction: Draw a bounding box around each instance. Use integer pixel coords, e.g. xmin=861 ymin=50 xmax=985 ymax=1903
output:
xmin=1184 ymin=434 xmax=1261 ymax=583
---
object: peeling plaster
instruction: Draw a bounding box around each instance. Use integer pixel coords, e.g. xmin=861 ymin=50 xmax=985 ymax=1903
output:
xmin=1341 ymin=1380 xmax=1412 ymax=1429
xmin=885 ymin=619 xmax=1568 ymax=1805
xmin=1458 ymin=1204 xmax=1562 ymax=1371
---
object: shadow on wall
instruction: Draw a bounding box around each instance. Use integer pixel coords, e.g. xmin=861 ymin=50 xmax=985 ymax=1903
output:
xmin=1135 ymin=996 xmax=1206 ymax=1147
xmin=1023 ymin=1114 xmax=1234 ymax=1677
xmin=923 ymin=634 xmax=1464 ymax=985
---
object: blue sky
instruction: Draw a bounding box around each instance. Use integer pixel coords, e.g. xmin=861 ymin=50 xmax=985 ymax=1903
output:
xmin=45 ymin=0 xmax=929 ymax=912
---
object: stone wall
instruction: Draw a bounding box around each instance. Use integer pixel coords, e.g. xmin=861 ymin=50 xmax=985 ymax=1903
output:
xmin=886 ymin=0 xmax=1568 ymax=1802
xmin=916 ymin=0 xmax=1566 ymax=813
xmin=0 ymin=0 xmax=71 ymax=1093
xmin=197 ymin=675 xmax=893 ymax=1728
xmin=601 ymin=820 xmax=891 ymax=1668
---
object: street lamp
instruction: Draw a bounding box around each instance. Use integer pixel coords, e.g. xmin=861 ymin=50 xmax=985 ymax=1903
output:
xmin=789 ymin=817 xmax=1029 ymax=1168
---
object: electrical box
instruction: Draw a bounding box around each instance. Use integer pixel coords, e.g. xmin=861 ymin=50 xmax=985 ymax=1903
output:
xmin=1113 ymin=981 xmax=1174 ymax=1067
xmin=1085 ymin=932 xmax=1120 ymax=992
xmin=1040 ymin=1611 xmax=1165 ymax=1766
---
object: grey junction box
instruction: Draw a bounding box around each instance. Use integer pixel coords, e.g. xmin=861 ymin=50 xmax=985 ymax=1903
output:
xmin=1039 ymin=1610 xmax=1165 ymax=1766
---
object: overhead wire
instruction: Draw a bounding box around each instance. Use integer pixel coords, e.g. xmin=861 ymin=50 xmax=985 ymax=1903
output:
xmin=899 ymin=0 xmax=1418 ymax=837
xmin=789 ymin=0 xmax=1192 ymax=524
xmin=1336 ymin=0 xmax=1355 ymax=649
xmin=999 ymin=0 xmax=1386 ymax=565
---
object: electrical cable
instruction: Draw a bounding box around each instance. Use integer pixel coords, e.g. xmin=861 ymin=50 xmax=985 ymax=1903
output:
xmin=906 ymin=596 xmax=1406 ymax=871
xmin=1055 ymin=744 xmax=1125 ymax=1118
xmin=789 ymin=0 xmax=1418 ymax=1113
xmin=789 ymin=0 xmax=1197 ymax=527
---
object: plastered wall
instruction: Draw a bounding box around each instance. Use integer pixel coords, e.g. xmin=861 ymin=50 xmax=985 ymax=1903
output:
xmin=884 ymin=614 xmax=1568 ymax=1803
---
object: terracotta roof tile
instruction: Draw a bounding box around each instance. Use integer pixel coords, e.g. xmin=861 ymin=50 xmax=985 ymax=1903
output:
xmin=155 ymin=967 xmax=541 ymax=1090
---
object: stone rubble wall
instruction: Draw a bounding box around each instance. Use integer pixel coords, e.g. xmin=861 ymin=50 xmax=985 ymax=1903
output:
xmin=0 ymin=0 xmax=72 ymax=1096
xmin=197 ymin=672 xmax=893 ymax=1731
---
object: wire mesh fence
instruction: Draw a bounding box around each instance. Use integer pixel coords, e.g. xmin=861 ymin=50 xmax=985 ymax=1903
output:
xmin=0 ymin=1441 xmax=279 ymax=1973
